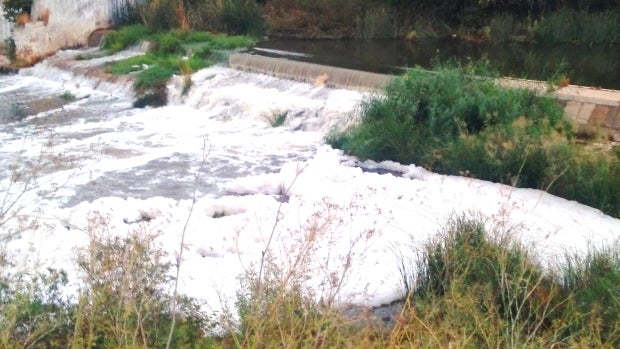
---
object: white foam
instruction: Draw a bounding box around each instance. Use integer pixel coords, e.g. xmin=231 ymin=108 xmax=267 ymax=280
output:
xmin=1 ymin=61 xmax=619 ymax=325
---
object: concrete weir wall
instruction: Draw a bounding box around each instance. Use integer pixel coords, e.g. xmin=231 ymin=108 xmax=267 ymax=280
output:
xmin=11 ymin=0 xmax=133 ymax=63
xmin=229 ymin=53 xmax=620 ymax=137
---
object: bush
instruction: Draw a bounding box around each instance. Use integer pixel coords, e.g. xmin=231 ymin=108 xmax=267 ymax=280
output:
xmin=2 ymin=0 xmax=32 ymax=22
xmin=328 ymin=63 xmax=566 ymax=169
xmin=561 ymin=242 xmax=620 ymax=346
xmin=534 ymin=10 xmax=620 ymax=45
xmin=0 ymin=268 xmax=74 ymax=348
xmin=103 ymin=25 xmax=254 ymax=107
xmin=4 ymin=38 xmax=16 ymax=62
xmin=72 ymin=218 xmax=210 ymax=348
xmin=328 ymin=63 xmax=620 ymax=217
xmin=221 ymin=0 xmax=264 ymax=35
xmin=392 ymin=215 xmax=620 ymax=347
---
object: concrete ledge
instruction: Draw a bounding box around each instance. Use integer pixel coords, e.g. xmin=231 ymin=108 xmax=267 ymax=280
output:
xmin=229 ymin=53 xmax=393 ymax=92
xmin=229 ymin=53 xmax=620 ymax=136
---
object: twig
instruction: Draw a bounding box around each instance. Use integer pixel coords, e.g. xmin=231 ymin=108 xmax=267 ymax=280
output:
xmin=165 ymin=138 xmax=210 ymax=349
xmin=255 ymin=163 xmax=307 ymax=296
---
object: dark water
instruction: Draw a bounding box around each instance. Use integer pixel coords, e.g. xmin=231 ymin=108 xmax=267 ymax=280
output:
xmin=252 ymin=39 xmax=620 ymax=90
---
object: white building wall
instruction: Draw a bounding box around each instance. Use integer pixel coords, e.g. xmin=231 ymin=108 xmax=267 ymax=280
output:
xmin=0 ymin=4 xmax=14 ymax=42
xmin=13 ymin=0 xmax=135 ymax=63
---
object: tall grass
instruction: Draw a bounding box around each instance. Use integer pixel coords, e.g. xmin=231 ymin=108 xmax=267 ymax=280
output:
xmin=101 ymin=24 xmax=153 ymax=53
xmin=534 ymin=10 xmax=620 ymax=45
xmin=391 ymin=215 xmax=620 ymax=348
xmin=0 ymin=217 xmax=212 ymax=348
xmin=328 ymin=63 xmax=620 ymax=217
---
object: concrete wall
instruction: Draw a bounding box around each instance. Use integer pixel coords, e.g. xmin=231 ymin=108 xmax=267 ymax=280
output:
xmin=12 ymin=0 xmax=134 ymax=63
xmin=0 ymin=4 xmax=14 ymax=42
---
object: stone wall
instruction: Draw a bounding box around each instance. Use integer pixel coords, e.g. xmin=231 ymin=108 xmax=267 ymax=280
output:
xmin=12 ymin=0 xmax=134 ymax=63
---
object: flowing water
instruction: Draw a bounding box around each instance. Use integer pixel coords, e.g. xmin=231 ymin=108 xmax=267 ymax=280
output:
xmin=252 ymin=38 xmax=620 ymax=89
xmin=1 ymin=48 xmax=619 ymax=321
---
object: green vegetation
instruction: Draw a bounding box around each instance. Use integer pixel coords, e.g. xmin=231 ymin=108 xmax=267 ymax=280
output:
xmin=328 ymin=63 xmax=620 ymax=217
xmin=0 ymin=227 xmax=213 ymax=348
xmin=4 ymin=38 xmax=16 ymax=62
xmin=392 ymin=215 xmax=620 ymax=347
xmin=105 ymin=0 xmax=620 ymax=42
xmin=100 ymin=25 xmax=254 ymax=107
xmin=101 ymin=24 xmax=152 ymax=53
xmin=2 ymin=188 xmax=619 ymax=348
xmin=59 ymin=91 xmax=75 ymax=101
xmin=2 ymin=0 xmax=32 ymax=22
xmin=120 ymin=0 xmax=264 ymax=35
xmin=265 ymin=110 xmax=288 ymax=127
xmin=533 ymin=10 xmax=620 ymax=45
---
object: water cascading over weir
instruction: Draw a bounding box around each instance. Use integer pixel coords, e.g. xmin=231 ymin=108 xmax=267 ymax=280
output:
xmin=229 ymin=52 xmax=620 ymax=138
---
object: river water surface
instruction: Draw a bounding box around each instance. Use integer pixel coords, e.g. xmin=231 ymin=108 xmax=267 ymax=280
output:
xmin=253 ymin=39 xmax=620 ymax=89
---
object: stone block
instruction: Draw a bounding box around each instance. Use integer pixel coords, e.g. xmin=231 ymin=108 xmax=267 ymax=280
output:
xmin=564 ymin=101 xmax=594 ymax=124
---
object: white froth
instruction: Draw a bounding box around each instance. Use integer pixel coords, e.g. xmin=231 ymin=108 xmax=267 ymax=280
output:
xmin=1 ymin=54 xmax=619 ymax=322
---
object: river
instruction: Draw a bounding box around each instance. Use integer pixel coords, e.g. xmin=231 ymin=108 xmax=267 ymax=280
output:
xmin=1 ymin=47 xmax=619 ymax=320
xmin=253 ymin=38 xmax=620 ymax=89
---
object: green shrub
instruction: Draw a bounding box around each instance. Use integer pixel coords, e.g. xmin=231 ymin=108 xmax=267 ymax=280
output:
xmin=412 ymin=216 xmax=549 ymax=328
xmin=60 ymin=91 xmax=75 ymax=101
xmin=393 ymin=215 xmax=620 ymax=347
xmin=550 ymin=149 xmax=620 ymax=218
xmin=134 ymin=64 xmax=175 ymax=91
xmin=561 ymin=242 xmax=620 ymax=346
xmin=103 ymin=25 xmax=254 ymax=107
xmin=101 ymin=24 xmax=152 ymax=53
xmin=0 ymin=268 xmax=74 ymax=348
xmin=221 ymin=0 xmax=264 ymax=35
xmin=327 ymin=62 xmax=620 ymax=217
xmin=2 ymin=0 xmax=32 ymax=22
xmin=4 ymin=38 xmax=16 ymax=61
xmin=328 ymin=64 xmax=566 ymax=168
xmin=106 ymin=53 xmax=158 ymax=75
xmin=72 ymin=225 xmax=211 ymax=348
xmin=534 ymin=10 xmax=620 ymax=45
xmin=153 ymin=32 xmax=183 ymax=54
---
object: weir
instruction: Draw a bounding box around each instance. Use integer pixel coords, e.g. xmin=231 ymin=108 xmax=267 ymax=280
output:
xmin=229 ymin=53 xmax=620 ymax=137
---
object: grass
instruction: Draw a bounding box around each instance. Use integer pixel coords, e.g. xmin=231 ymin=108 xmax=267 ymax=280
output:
xmin=101 ymin=24 xmax=153 ymax=53
xmin=1 ymin=188 xmax=619 ymax=348
xmin=59 ymin=91 xmax=75 ymax=101
xmin=0 ymin=215 xmax=214 ymax=348
xmin=391 ymin=215 xmax=620 ymax=348
xmin=327 ymin=62 xmax=620 ymax=218
xmin=533 ymin=10 xmax=620 ymax=45
xmin=100 ymin=25 xmax=254 ymax=106
xmin=265 ymin=110 xmax=288 ymax=127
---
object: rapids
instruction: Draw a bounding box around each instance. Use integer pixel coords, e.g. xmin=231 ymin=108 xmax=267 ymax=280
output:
xmin=1 ymin=48 xmax=619 ymax=323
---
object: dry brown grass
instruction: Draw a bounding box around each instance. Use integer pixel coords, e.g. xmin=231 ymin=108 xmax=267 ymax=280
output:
xmin=15 ymin=13 xmax=31 ymax=27
xmin=37 ymin=8 xmax=50 ymax=26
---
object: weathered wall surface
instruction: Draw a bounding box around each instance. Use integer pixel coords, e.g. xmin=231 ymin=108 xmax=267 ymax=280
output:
xmin=0 ymin=4 xmax=14 ymax=42
xmin=12 ymin=0 xmax=132 ymax=63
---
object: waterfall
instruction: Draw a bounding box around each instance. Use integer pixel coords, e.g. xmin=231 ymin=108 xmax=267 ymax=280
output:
xmin=167 ymin=65 xmax=366 ymax=133
xmin=2 ymin=46 xmax=620 ymax=325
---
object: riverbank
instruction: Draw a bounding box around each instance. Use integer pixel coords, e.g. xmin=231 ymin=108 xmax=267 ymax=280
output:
xmin=230 ymin=52 xmax=620 ymax=140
